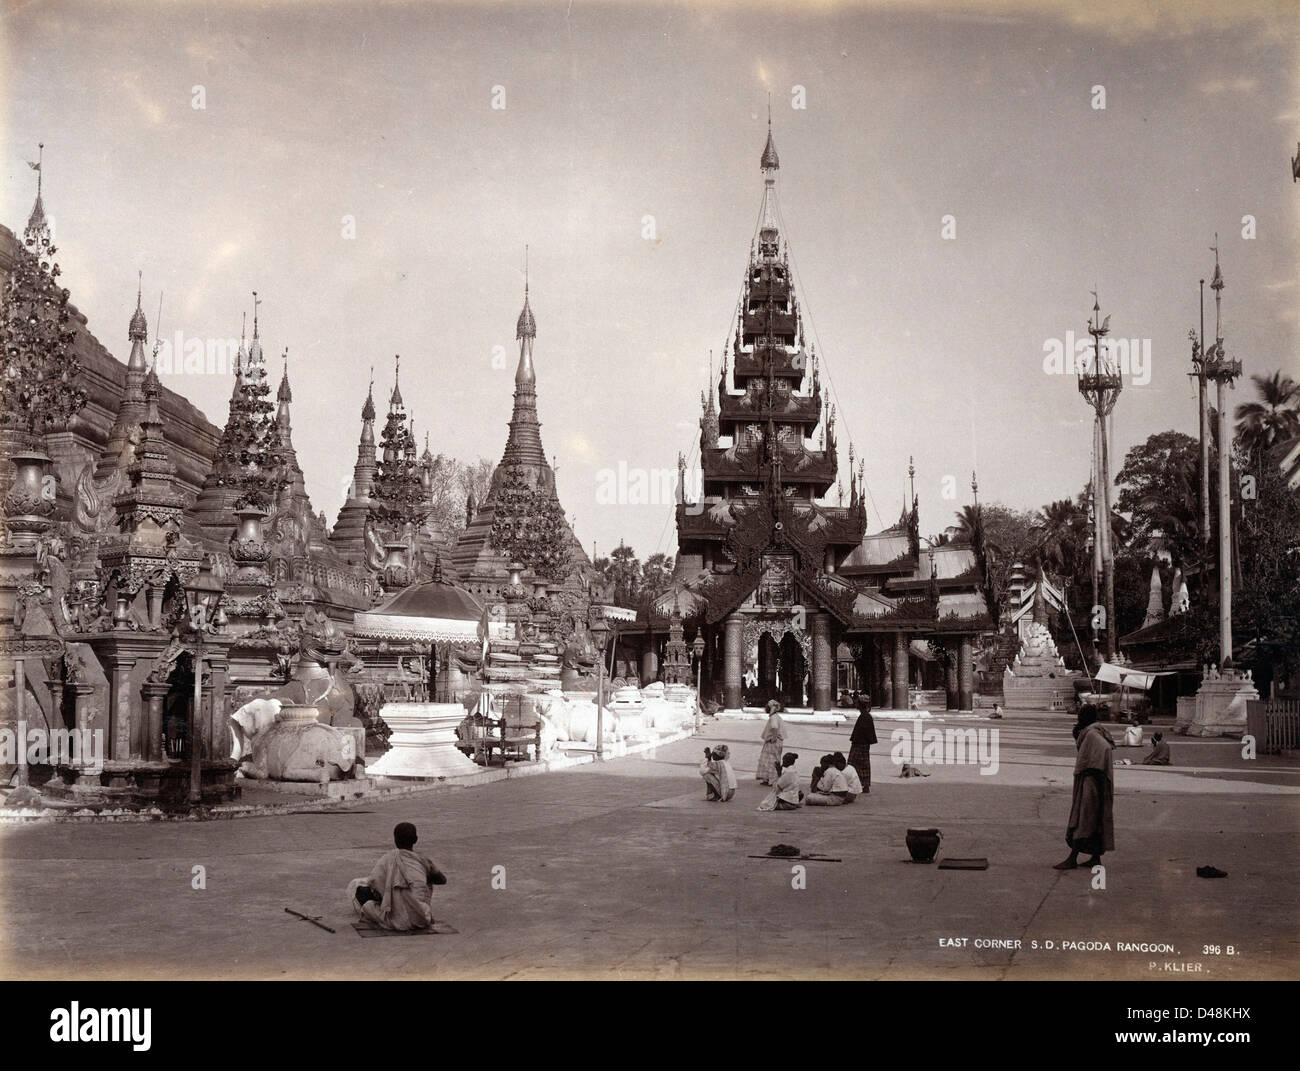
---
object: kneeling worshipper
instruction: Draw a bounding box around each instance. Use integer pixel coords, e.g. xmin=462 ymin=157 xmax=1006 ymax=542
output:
xmin=348 ymin=822 xmax=447 ymax=930
xmin=1141 ymin=731 xmax=1171 ymax=766
xmin=699 ymin=745 xmax=738 ymax=801
xmin=805 ymin=755 xmax=852 ymax=806
xmin=758 ymin=752 xmax=804 ymax=811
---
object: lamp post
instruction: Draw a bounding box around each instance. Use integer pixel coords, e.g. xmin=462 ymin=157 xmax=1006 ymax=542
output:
xmin=184 ymin=568 xmax=225 ymax=809
xmin=692 ymin=632 xmax=706 ymax=729
xmin=590 ymin=612 xmax=610 ymax=759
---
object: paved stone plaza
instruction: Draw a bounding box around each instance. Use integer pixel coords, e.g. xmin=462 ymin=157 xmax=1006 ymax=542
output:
xmin=2 ymin=714 xmax=1297 ymax=981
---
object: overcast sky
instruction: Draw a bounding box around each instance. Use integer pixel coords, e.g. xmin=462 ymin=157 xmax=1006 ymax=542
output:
xmin=4 ymin=0 xmax=1298 ymax=561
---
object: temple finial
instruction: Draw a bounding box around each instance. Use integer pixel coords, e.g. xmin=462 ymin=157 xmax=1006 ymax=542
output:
xmin=128 ymin=271 xmax=148 ymax=343
xmin=516 ymin=266 xmax=537 ymax=342
xmin=252 ymin=290 xmax=261 ymax=338
xmin=25 ymin=142 xmax=49 ymax=237
xmin=390 ymin=354 xmax=403 ymax=407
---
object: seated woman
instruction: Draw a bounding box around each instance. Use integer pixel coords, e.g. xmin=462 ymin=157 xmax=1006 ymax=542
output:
xmin=758 ymin=752 xmax=803 ymax=811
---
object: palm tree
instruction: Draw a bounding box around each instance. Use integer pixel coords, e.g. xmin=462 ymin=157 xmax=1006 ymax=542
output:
xmin=1033 ymin=498 xmax=1088 ymax=582
xmin=953 ymin=504 xmax=982 ymax=545
xmin=1235 ymin=371 xmax=1300 ymax=461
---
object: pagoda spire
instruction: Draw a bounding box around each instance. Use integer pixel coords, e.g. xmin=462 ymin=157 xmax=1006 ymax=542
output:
xmin=515 ymin=247 xmax=537 ymax=387
xmin=236 ymin=312 xmax=247 ymax=380
xmin=351 ymin=369 xmax=377 ymax=498
xmin=126 ymin=272 xmax=149 ymax=372
xmin=700 ymin=349 xmax=719 ymax=451
xmin=758 ymin=109 xmax=780 ymax=246
xmin=390 ymin=353 xmax=404 ymax=409
xmin=248 ymin=290 xmax=263 ymax=367
xmin=25 ymin=142 xmax=49 ymax=242
xmin=276 ymin=351 xmax=292 ymax=430
xmin=500 ymin=272 xmax=546 ymax=468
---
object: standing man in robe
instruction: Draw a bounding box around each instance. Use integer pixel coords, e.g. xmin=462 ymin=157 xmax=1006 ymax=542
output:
xmin=847 ymin=695 xmax=877 ymax=793
xmin=1054 ymin=707 xmax=1115 ymax=870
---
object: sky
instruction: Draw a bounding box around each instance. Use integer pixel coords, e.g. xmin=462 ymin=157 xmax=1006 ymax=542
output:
xmin=3 ymin=0 xmax=1298 ymax=563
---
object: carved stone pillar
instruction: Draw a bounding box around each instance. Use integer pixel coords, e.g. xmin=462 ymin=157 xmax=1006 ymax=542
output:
xmin=892 ymin=631 xmax=909 ymax=711
xmin=945 ymin=647 xmax=959 ymax=710
xmin=760 ymin=634 xmax=778 ymax=701
xmin=104 ymin=656 xmax=137 ymax=761
xmin=141 ymin=680 xmax=170 ymax=762
xmin=71 ymin=683 xmax=96 ymax=738
xmin=811 ymin=612 xmax=834 ymax=712
xmin=147 ymin=585 xmax=164 ymax=631
xmin=958 ymin=635 xmax=974 ymax=711
xmin=206 ymin=650 xmax=230 ymax=760
xmin=723 ymin=614 xmax=744 ymax=711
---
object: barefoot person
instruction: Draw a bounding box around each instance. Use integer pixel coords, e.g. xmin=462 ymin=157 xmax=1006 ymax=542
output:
xmin=348 ymin=822 xmax=447 ymax=930
xmin=758 ymin=752 xmax=804 ymax=811
xmin=1054 ymin=707 xmax=1115 ymax=870
xmin=847 ymin=695 xmax=876 ymax=793
xmin=756 ymin=700 xmax=786 ymax=785
xmin=700 ymin=745 xmax=738 ymax=801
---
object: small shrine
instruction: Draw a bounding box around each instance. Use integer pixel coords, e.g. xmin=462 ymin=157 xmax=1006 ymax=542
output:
xmin=1002 ymin=585 xmax=1080 ymax=711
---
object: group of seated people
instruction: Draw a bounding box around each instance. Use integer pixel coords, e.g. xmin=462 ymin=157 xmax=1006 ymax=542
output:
xmin=758 ymin=751 xmax=863 ymax=811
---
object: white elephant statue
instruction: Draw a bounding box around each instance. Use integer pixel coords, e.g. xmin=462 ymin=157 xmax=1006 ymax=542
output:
xmin=232 ymin=700 xmax=359 ymax=783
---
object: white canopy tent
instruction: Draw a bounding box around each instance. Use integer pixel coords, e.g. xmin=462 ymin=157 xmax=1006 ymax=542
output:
xmin=1094 ymin=662 xmax=1173 ymax=691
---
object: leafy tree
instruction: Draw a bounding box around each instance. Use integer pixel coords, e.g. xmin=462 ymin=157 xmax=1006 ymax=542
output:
xmin=1114 ymin=430 xmax=1204 ymax=570
xmin=1235 ymin=460 xmax=1300 ymax=687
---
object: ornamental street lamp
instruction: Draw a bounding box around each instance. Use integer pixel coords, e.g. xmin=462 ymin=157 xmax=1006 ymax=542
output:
xmin=184 ymin=567 xmax=225 ymax=808
xmin=590 ymin=612 xmax=611 ymax=759
xmin=692 ymin=632 xmax=706 ymax=729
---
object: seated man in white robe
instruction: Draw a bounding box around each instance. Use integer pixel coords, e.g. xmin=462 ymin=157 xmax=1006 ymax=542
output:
xmin=348 ymin=822 xmax=447 ymax=931
xmin=832 ymin=752 xmax=861 ymax=802
xmin=805 ymin=757 xmax=851 ymax=806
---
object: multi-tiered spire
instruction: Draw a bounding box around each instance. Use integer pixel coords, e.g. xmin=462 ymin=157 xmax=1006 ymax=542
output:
xmin=501 ymin=267 xmax=546 ymax=468
xmin=696 ymin=118 xmax=835 ymax=504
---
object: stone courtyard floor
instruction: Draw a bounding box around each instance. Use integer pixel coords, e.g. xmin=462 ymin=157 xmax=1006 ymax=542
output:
xmin=1 ymin=712 xmax=1297 ymax=980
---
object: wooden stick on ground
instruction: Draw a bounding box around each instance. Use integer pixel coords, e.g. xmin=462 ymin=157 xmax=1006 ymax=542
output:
xmin=284 ymin=906 xmax=336 ymax=933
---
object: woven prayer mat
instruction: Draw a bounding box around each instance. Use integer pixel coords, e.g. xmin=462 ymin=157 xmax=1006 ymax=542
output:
xmin=351 ymin=921 xmax=459 ymax=937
